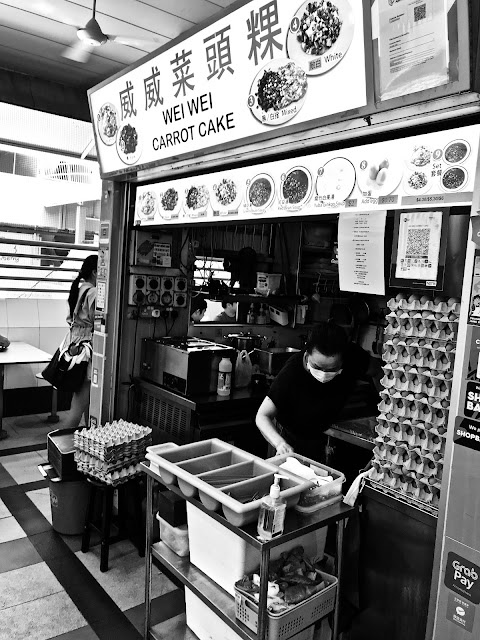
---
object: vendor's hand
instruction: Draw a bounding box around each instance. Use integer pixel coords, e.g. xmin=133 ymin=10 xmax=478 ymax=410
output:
xmin=276 ymin=440 xmax=294 ymax=456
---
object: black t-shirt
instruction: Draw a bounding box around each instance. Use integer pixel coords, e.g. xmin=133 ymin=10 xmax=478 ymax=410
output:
xmin=267 ymin=343 xmax=370 ymax=441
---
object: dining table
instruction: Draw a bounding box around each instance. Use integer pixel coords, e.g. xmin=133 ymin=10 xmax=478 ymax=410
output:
xmin=0 ymin=342 xmax=52 ymax=440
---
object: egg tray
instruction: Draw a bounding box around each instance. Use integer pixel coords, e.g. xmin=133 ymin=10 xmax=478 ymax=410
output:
xmin=379 ymin=389 xmax=449 ymax=410
xmin=366 ymin=477 xmax=439 ymax=516
xmin=387 ymin=297 xmax=460 ymax=314
xmin=378 ymin=400 xmax=448 ymax=426
xmin=380 ymin=376 xmax=451 ymax=396
xmin=74 ymin=450 xmax=146 ymax=474
xmin=373 ymin=440 xmax=444 ymax=472
xmin=381 ymin=366 xmax=452 ymax=387
xmin=368 ymin=471 xmax=441 ymax=508
xmin=383 ymin=342 xmax=455 ymax=365
xmin=384 ymin=324 xmax=457 ymax=341
xmin=76 ymin=461 xmax=143 ymax=486
xmin=376 ymin=420 xmax=447 ymax=442
xmin=373 ymin=427 xmax=445 ymax=454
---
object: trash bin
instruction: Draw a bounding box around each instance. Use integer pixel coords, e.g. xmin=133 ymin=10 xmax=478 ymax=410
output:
xmin=38 ymin=463 xmax=89 ymax=535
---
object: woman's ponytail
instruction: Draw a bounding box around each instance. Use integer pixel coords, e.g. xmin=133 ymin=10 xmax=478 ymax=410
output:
xmin=68 ymin=254 xmax=97 ymax=317
xmin=68 ymin=275 xmax=82 ymax=317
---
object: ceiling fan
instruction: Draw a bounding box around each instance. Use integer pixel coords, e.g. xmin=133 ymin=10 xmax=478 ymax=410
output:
xmin=61 ymin=0 xmax=163 ymax=63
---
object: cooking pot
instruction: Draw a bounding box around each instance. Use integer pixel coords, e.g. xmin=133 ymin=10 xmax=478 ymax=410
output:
xmin=225 ymin=333 xmax=265 ymax=351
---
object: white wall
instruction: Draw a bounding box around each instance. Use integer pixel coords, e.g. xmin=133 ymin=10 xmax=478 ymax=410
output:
xmin=0 ymin=298 xmax=67 ymax=389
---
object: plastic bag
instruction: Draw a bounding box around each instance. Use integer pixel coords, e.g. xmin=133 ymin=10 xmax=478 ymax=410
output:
xmin=234 ymin=350 xmax=253 ymax=388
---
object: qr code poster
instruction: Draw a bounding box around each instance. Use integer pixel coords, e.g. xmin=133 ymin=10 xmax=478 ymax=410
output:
xmin=390 ymin=210 xmax=448 ymax=290
xmin=468 ymin=253 xmax=480 ymax=326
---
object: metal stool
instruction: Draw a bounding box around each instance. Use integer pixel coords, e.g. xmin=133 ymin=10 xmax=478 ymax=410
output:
xmin=81 ymin=476 xmax=144 ymax=572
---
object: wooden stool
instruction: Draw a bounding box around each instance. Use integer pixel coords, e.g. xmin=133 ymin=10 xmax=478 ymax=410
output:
xmin=81 ymin=476 xmax=144 ymax=572
xmin=35 ymin=372 xmax=59 ymax=423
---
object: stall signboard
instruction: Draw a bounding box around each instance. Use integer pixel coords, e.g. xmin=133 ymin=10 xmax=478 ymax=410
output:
xmin=376 ymin=0 xmax=449 ymax=101
xmin=134 ymin=125 xmax=479 ymax=226
xmin=89 ymin=0 xmax=367 ymax=176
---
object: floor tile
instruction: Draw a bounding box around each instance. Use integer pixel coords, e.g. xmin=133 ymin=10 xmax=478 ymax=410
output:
xmin=0 ymin=515 xmax=26 ymax=543
xmin=27 ymin=487 xmax=52 ymax=524
xmin=49 ymin=626 xmax=99 ymax=640
xmin=0 ymin=497 xmax=10 ymax=519
xmin=125 ymin=589 xmax=185 ymax=633
xmin=1 ymin=450 xmax=45 ymax=484
xmin=0 ymin=561 xmax=63 ymax=609
xmin=0 ymin=537 xmax=42 ymax=574
xmin=0 ymin=590 xmax=86 ymax=640
xmin=0 ymin=463 xmax=16 ymax=488
xmin=75 ymin=540 xmax=176 ymax=611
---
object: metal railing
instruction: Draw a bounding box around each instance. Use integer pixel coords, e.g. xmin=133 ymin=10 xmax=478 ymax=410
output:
xmin=0 ymin=237 xmax=98 ymax=295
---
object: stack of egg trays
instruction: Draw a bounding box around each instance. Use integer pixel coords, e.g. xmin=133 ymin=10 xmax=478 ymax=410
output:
xmin=75 ymin=460 xmax=144 ymax=486
xmin=372 ymin=296 xmax=460 ymax=506
xmin=73 ymin=421 xmax=152 ymax=485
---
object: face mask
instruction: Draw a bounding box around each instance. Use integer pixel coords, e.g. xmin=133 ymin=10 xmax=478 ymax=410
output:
xmin=306 ymin=360 xmax=342 ymax=384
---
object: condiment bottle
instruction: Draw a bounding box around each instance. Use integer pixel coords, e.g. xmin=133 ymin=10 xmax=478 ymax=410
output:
xmin=257 ymin=474 xmax=287 ymax=541
xmin=247 ymin=304 xmax=256 ymax=324
xmin=217 ymin=357 xmax=232 ymax=396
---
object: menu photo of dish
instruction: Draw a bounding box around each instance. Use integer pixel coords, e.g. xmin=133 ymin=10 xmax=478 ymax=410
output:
xmin=245 ymin=173 xmax=276 ymax=213
xmin=248 ymin=59 xmax=308 ymax=126
xmin=158 ymin=186 xmax=182 ymax=220
xmin=356 ymin=155 xmax=403 ymax=198
xmin=443 ymin=139 xmax=470 ymax=165
xmin=136 ymin=190 xmax=158 ymax=224
xmin=212 ymin=176 xmax=243 ymax=216
xmin=278 ymin=166 xmax=312 ymax=210
xmin=97 ymin=103 xmax=118 ymax=146
xmin=315 ymin=157 xmax=356 ymax=203
xmin=286 ymin=0 xmax=355 ymax=75
xmin=440 ymin=166 xmax=468 ymax=193
xmin=183 ymin=184 xmax=210 ymax=218
xmin=403 ymin=169 xmax=433 ymax=196
xmin=116 ymin=120 xmax=142 ymax=165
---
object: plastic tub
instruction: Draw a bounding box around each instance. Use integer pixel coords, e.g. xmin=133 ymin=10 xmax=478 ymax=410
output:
xmin=267 ymin=453 xmax=345 ymax=513
xmin=186 ymin=503 xmax=327 ymax=596
xmin=156 ymin=514 xmax=189 ymax=557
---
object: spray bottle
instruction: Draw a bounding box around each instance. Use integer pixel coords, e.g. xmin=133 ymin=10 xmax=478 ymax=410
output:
xmin=257 ymin=474 xmax=288 ymax=541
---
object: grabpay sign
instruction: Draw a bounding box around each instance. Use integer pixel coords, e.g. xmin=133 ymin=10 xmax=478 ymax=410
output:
xmin=445 ymin=553 xmax=480 ymax=604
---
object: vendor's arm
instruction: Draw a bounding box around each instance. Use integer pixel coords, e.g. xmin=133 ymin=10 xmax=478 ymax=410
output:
xmin=256 ymin=397 xmax=294 ymax=455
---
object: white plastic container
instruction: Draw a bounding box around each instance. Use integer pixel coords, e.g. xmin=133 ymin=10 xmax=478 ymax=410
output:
xmin=217 ymin=357 xmax=232 ymax=396
xmin=269 ymin=305 xmax=289 ymax=326
xmin=257 ymin=272 xmax=282 ymax=292
xmin=156 ymin=513 xmax=189 ymax=557
xmin=185 ymin=587 xmax=314 ymax=640
xmin=187 ymin=503 xmax=327 ymax=596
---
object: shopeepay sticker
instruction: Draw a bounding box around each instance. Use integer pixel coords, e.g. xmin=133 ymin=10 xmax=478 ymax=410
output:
xmin=454 ymin=416 xmax=480 ymax=453
xmin=445 ymin=552 xmax=480 ymax=604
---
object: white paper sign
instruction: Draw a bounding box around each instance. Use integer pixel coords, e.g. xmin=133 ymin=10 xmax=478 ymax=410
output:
xmin=338 ymin=210 xmax=386 ymax=295
xmin=378 ymin=0 xmax=449 ymax=101
xmin=395 ymin=210 xmax=442 ymax=281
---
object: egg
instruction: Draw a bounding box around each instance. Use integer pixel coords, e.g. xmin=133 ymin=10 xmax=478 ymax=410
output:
xmin=422 ymin=311 xmax=431 ymax=318
xmin=441 ymin=399 xmax=449 ymax=408
xmin=431 ymin=342 xmax=439 ymax=348
xmin=427 ymin=397 xmax=436 ymax=405
xmin=409 ymin=294 xmax=420 ymax=303
xmin=369 ymin=164 xmax=379 ymax=181
xmin=395 ymin=293 xmax=405 ymax=302
xmin=404 ymin=364 xmax=411 ymax=371
xmin=379 ymin=158 xmax=390 ymax=170
xmin=448 ymin=297 xmax=460 ymax=304
xmin=376 ymin=168 xmax=388 ymax=186
xmin=445 ymin=343 xmax=454 ymax=352
xmin=414 ymin=393 xmax=424 ymax=400
xmin=420 ymin=296 xmax=430 ymax=305
xmin=444 ymin=372 xmax=453 ymax=380
xmin=448 ymin=313 xmax=457 ymax=321
xmin=391 ymin=363 xmax=399 ymax=369
xmin=418 ymin=339 xmax=426 ymax=347
xmin=434 ymin=297 xmax=444 ymax=305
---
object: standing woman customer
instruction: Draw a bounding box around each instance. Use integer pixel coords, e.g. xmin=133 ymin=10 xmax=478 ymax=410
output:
xmin=64 ymin=254 xmax=97 ymax=430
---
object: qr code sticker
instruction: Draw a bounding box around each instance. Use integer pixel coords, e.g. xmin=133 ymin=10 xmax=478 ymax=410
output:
xmin=414 ymin=3 xmax=427 ymax=22
xmin=406 ymin=228 xmax=430 ymax=258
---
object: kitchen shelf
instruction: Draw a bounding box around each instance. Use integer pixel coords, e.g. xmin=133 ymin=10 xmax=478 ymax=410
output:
xmin=150 ymin=614 xmax=199 ymax=640
xmin=152 ymin=541 xmax=255 ymax=640
xmin=325 ymin=427 xmax=375 ymax=451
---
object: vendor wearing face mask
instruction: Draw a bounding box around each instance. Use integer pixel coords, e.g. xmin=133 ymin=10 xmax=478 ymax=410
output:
xmin=256 ymin=321 xmax=380 ymax=461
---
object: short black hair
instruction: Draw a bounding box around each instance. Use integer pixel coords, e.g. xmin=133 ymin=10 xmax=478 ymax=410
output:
xmin=305 ymin=321 xmax=348 ymax=357
xmin=221 ymin=298 xmax=233 ymax=309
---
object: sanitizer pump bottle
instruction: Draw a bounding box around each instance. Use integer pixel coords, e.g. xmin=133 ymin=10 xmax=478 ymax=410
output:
xmin=217 ymin=357 xmax=232 ymax=396
xmin=257 ymin=474 xmax=287 ymax=541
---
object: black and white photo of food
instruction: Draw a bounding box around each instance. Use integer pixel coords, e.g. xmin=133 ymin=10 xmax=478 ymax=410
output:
xmin=138 ymin=191 xmax=157 ymax=219
xmin=282 ymin=168 xmax=311 ymax=205
xmin=256 ymin=61 xmax=307 ymax=113
xmin=119 ymin=124 xmax=138 ymax=155
xmin=296 ymin=1 xmax=342 ymax=56
xmin=97 ymin=103 xmax=118 ymax=146
xmin=441 ymin=166 xmax=467 ymax=192
xmin=214 ymin=178 xmax=237 ymax=207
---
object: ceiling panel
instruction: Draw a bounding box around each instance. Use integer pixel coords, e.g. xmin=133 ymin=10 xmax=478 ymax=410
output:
xmin=0 ymin=0 xmax=239 ymax=91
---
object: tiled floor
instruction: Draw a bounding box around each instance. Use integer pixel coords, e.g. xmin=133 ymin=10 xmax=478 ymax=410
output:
xmin=0 ymin=413 xmax=185 ymax=640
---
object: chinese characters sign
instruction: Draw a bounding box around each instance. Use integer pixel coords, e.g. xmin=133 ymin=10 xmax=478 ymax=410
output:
xmin=90 ymin=0 xmax=367 ymax=175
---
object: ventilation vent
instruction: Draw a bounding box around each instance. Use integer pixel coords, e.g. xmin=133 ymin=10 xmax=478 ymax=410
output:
xmin=138 ymin=389 xmax=192 ymax=443
xmin=15 ymin=154 xmax=38 ymax=177
xmin=0 ymin=151 xmax=14 ymax=175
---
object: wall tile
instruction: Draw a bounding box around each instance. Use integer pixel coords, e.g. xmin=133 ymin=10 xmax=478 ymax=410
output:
xmin=6 ymin=300 xmax=39 ymax=329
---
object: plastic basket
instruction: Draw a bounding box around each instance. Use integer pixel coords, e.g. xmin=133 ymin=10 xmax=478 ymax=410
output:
xmin=234 ymin=572 xmax=337 ymax=640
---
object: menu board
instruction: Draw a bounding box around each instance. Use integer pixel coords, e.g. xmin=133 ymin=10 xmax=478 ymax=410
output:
xmin=134 ymin=125 xmax=479 ymax=226
xmin=376 ymin=0 xmax=449 ymax=101
xmin=89 ymin=0 xmax=367 ymax=176
xmin=338 ymin=211 xmax=386 ymax=295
